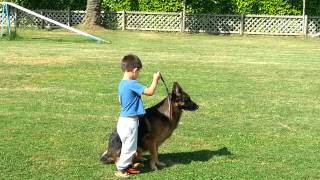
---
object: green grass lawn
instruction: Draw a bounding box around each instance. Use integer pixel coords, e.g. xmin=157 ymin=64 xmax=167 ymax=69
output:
xmin=1 ymin=29 xmax=320 ymax=179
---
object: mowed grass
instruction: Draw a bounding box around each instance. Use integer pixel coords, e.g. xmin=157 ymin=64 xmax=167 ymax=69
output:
xmin=1 ymin=29 xmax=320 ymax=179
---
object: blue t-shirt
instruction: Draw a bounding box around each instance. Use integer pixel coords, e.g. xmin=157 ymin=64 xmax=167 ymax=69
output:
xmin=119 ymin=80 xmax=146 ymax=117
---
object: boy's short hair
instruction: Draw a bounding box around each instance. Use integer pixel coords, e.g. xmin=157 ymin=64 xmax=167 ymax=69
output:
xmin=121 ymin=54 xmax=143 ymax=72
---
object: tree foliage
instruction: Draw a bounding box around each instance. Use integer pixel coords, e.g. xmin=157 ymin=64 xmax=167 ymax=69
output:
xmin=232 ymin=0 xmax=301 ymax=15
xmin=101 ymin=0 xmax=184 ymax=12
xmin=101 ymin=0 xmax=320 ymax=15
xmin=2 ymin=0 xmax=320 ymax=16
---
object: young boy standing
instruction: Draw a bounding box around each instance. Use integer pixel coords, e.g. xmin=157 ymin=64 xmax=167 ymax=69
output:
xmin=115 ymin=54 xmax=160 ymax=178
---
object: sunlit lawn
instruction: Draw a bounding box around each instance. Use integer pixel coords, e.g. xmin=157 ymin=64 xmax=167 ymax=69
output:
xmin=1 ymin=29 xmax=320 ymax=179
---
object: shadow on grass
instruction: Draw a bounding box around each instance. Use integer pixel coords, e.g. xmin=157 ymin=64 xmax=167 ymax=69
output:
xmin=140 ymin=147 xmax=232 ymax=173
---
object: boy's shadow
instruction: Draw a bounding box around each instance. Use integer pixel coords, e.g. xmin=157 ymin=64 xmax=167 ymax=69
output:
xmin=140 ymin=147 xmax=232 ymax=173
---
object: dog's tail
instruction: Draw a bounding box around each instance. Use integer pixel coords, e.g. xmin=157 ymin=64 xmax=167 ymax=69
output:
xmin=100 ymin=150 xmax=115 ymax=164
xmin=100 ymin=130 xmax=122 ymax=164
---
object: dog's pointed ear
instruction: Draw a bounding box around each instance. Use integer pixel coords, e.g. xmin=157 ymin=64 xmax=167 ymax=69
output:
xmin=172 ymin=82 xmax=182 ymax=96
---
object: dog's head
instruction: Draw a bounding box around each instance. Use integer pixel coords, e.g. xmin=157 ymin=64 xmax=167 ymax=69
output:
xmin=171 ymin=82 xmax=199 ymax=111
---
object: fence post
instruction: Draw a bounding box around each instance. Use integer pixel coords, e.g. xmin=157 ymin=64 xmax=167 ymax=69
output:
xmin=122 ymin=11 xmax=126 ymax=30
xmin=40 ymin=10 xmax=44 ymax=29
xmin=181 ymin=3 xmax=186 ymax=32
xmin=303 ymin=15 xmax=308 ymax=36
xmin=67 ymin=7 xmax=71 ymax=26
xmin=240 ymin=14 xmax=244 ymax=35
xmin=180 ymin=12 xmax=186 ymax=32
xmin=14 ymin=7 xmax=18 ymax=31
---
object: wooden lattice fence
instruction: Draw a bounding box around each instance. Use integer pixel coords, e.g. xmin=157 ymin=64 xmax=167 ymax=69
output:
xmin=244 ymin=15 xmax=304 ymax=35
xmin=1 ymin=8 xmax=320 ymax=36
xmin=125 ymin=12 xmax=181 ymax=31
xmin=185 ymin=14 xmax=241 ymax=33
xmin=17 ymin=10 xmax=86 ymax=28
xmin=308 ymin=17 xmax=320 ymax=34
xmin=103 ymin=12 xmax=123 ymax=29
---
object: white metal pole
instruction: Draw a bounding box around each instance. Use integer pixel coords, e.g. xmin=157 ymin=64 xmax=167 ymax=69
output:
xmin=303 ymin=0 xmax=306 ymax=35
xmin=1 ymin=4 xmax=5 ymax=37
xmin=6 ymin=3 xmax=10 ymax=35
xmin=182 ymin=0 xmax=186 ymax=32
xmin=303 ymin=0 xmax=306 ymax=17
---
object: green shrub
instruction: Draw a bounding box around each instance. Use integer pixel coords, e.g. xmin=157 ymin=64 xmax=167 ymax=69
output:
xmin=2 ymin=0 xmax=320 ymax=15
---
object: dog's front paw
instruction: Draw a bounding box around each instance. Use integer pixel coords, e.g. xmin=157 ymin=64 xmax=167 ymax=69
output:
xmin=139 ymin=156 xmax=148 ymax=161
xmin=150 ymin=165 xmax=158 ymax=171
xmin=156 ymin=161 xmax=166 ymax=167
xmin=150 ymin=161 xmax=158 ymax=171
xmin=132 ymin=162 xmax=144 ymax=169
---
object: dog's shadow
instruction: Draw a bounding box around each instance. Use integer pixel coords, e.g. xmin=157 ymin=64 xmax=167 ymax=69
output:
xmin=140 ymin=147 xmax=232 ymax=172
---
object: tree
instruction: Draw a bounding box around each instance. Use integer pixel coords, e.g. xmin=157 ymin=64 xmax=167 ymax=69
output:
xmin=82 ymin=0 xmax=102 ymax=28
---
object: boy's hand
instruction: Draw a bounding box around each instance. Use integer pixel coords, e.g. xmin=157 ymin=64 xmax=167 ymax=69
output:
xmin=144 ymin=72 xmax=161 ymax=96
xmin=153 ymin=72 xmax=161 ymax=82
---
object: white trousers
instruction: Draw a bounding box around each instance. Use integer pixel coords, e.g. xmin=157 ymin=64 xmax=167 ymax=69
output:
xmin=116 ymin=116 xmax=139 ymax=171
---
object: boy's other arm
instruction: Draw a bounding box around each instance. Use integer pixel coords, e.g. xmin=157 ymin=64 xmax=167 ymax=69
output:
xmin=143 ymin=72 xmax=161 ymax=96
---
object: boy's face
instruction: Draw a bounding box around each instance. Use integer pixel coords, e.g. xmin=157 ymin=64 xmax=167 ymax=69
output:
xmin=132 ymin=68 xmax=141 ymax=80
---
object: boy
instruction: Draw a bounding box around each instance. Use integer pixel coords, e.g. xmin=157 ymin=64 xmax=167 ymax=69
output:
xmin=115 ymin=54 xmax=160 ymax=178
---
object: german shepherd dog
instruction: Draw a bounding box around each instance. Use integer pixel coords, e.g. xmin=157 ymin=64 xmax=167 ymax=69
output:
xmin=100 ymin=82 xmax=199 ymax=170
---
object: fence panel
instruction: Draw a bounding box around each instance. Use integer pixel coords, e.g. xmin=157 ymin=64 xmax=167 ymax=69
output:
xmin=17 ymin=10 xmax=42 ymax=27
xmin=42 ymin=10 xmax=69 ymax=26
xmin=1 ymin=8 xmax=320 ymax=36
xmin=244 ymin=15 xmax=304 ymax=35
xmin=103 ymin=12 xmax=123 ymax=29
xmin=0 ymin=8 xmax=15 ymax=27
xmin=125 ymin=12 xmax=181 ymax=31
xmin=185 ymin=14 xmax=241 ymax=34
xmin=308 ymin=16 xmax=320 ymax=34
xmin=71 ymin=11 xmax=85 ymax=26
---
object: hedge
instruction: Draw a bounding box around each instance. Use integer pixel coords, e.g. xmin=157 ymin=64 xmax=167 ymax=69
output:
xmin=1 ymin=0 xmax=319 ymax=16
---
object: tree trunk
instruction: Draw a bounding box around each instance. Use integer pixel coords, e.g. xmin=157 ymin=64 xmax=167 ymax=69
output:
xmin=82 ymin=0 xmax=102 ymax=28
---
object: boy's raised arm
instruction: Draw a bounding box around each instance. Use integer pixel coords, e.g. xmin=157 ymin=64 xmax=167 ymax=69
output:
xmin=143 ymin=72 xmax=161 ymax=96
